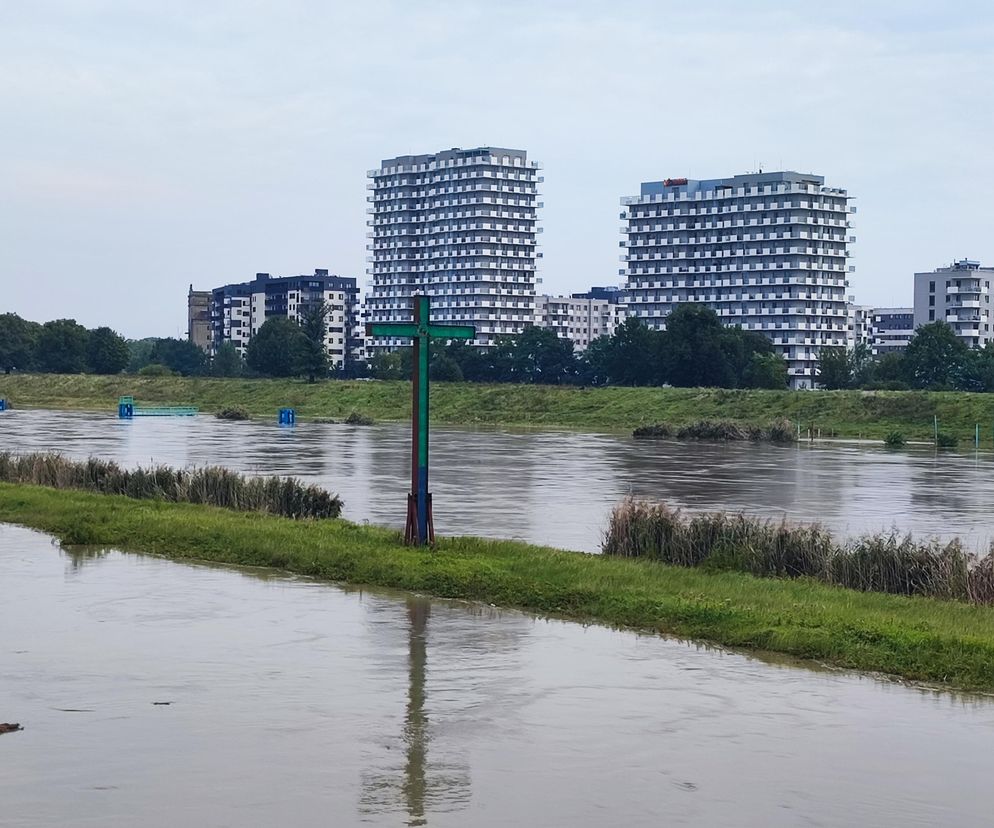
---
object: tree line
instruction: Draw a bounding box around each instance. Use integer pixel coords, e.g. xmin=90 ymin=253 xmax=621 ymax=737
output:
xmin=816 ymin=321 xmax=994 ymax=392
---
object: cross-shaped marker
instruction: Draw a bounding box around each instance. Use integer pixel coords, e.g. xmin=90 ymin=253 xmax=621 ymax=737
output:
xmin=366 ymin=295 xmax=475 ymax=545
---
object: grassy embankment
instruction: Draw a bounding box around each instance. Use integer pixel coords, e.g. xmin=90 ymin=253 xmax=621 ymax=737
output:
xmin=3 ymin=373 xmax=994 ymax=441
xmin=3 ymin=482 xmax=994 ymax=692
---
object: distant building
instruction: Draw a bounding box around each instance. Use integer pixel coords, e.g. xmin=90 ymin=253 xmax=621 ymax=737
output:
xmin=187 ymin=286 xmax=210 ymax=352
xmin=869 ymin=307 xmax=914 ymax=355
xmin=366 ymin=146 xmax=542 ymax=351
xmin=913 ymin=259 xmax=994 ymax=349
xmin=621 ymin=170 xmax=855 ymax=389
xmin=846 ymin=302 xmax=871 ymax=350
xmin=571 ymin=285 xmax=625 ymax=304
xmin=208 ymin=270 xmax=360 ymax=369
xmin=534 ymin=294 xmax=626 ymax=351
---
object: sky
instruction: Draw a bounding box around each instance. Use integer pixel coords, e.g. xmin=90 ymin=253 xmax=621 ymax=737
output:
xmin=2 ymin=0 xmax=993 ymax=338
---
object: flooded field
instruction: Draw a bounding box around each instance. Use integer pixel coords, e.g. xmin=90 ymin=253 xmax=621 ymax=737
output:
xmin=1 ymin=409 xmax=993 ymax=552
xmin=3 ymin=523 xmax=993 ymax=827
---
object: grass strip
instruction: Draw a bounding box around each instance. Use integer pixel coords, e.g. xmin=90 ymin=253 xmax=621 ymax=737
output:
xmin=2 ymin=483 xmax=994 ymax=692
xmin=3 ymin=374 xmax=994 ymax=440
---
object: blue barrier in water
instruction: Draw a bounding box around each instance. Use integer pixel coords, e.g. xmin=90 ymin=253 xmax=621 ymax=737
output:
xmin=118 ymin=395 xmax=196 ymax=419
xmin=278 ymin=408 xmax=296 ymax=426
xmin=0 ymin=399 xmax=7 ymax=412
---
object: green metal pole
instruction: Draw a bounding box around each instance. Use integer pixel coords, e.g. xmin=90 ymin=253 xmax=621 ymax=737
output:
xmin=416 ymin=296 xmax=430 ymax=544
xmin=934 ymin=415 xmax=938 ymax=444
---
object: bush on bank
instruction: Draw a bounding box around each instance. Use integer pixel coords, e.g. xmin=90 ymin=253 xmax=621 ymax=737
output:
xmin=604 ymin=500 xmax=994 ymax=605
xmin=0 ymin=452 xmax=341 ymax=519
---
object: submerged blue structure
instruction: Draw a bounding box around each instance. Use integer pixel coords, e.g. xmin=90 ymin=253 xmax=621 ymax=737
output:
xmin=118 ymin=396 xmax=198 ymax=419
xmin=278 ymin=408 xmax=296 ymax=426
xmin=0 ymin=399 xmax=7 ymax=412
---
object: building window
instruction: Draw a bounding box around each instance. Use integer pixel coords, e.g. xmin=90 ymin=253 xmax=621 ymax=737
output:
xmin=929 ymin=281 xmax=935 ymax=292
xmin=929 ymin=309 xmax=935 ymax=321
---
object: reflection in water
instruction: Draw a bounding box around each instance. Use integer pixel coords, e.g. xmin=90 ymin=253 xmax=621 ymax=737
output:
xmin=3 ymin=409 xmax=994 ymax=551
xmin=360 ymin=599 xmax=471 ymax=825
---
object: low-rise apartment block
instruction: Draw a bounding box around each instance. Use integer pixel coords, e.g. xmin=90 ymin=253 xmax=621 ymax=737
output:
xmin=869 ymin=307 xmax=914 ymax=355
xmin=535 ymin=293 xmax=626 ymax=350
xmin=208 ymin=270 xmax=360 ymax=368
xmin=913 ymin=259 xmax=993 ymax=348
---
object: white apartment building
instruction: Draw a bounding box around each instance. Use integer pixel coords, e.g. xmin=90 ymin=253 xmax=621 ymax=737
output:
xmin=869 ymin=307 xmax=914 ymax=355
xmin=846 ymin=302 xmax=871 ymax=350
xmin=913 ymin=260 xmax=994 ymax=349
xmin=535 ymin=294 xmax=626 ymax=351
xmin=208 ymin=270 xmax=360 ymax=368
xmin=621 ymin=171 xmax=855 ymax=389
xmin=366 ymin=146 xmax=542 ymax=349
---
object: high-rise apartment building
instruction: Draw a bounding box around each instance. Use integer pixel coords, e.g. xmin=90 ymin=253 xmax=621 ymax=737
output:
xmin=913 ymin=260 xmax=993 ymax=349
xmin=366 ymin=146 xmax=541 ymax=350
xmin=869 ymin=308 xmax=914 ymax=355
xmin=620 ymin=171 xmax=855 ymax=388
xmin=208 ymin=270 xmax=360 ymax=368
xmin=534 ymin=294 xmax=626 ymax=351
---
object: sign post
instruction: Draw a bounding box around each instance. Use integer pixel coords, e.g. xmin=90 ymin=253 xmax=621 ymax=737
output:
xmin=365 ymin=295 xmax=475 ymax=545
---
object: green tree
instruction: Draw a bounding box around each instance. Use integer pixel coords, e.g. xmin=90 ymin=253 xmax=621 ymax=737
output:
xmin=85 ymin=327 xmax=129 ymax=374
xmin=295 ymin=303 xmax=330 ymax=382
xmin=126 ymin=338 xmax=158 ymax=373
xmin=576 ymin=335 xmax=613 ymax=386
xmin=816 ymin=346 xmax=852 ymax=390
xmin=36 ymin=319 xmax=89 ymax=373
xmin=744 ymin=352 xmax=789 ymax=389
xmin=509 ymin=326 xmax=576 ymax=384
xmin=602 ymin=317 xmax=660 ymax=386
xmin=150 ymin=337 xmax=208 ymax=377
xmin=211 ymin=342 xmax=243 ymax=377
xmin=904 ymin=322 xmax=969 ymax=389
xmin=661 ymin=304 xmax=734 ymax=388
xmin=0 ymin=313 xmax=39 ymax=373
xmin=441 ymin=340 xmax=491 ymax=382
xmin=429 ymin=353 xmax=463 ymax=382
xmin=245 ymin=317 xmax=305 ymax=377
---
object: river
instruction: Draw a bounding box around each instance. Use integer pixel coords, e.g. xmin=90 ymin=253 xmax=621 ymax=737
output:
xmin=2 ymin=524 xmax=992 ymax=827
xmin=1 ymin=409 xmax=993 ymax=552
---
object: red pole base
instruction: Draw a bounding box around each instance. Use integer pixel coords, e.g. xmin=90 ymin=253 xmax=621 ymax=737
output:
xmin=404 ymin=492 xmax=435 ymax=546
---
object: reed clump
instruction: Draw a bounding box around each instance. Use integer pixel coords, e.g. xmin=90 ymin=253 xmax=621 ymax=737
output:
xmin=633 ymin=418 xmax=796 ymax=443
xmin=216 ymin=407 xmax=251 ymax=421
xmin=0 ymin=452 xmax=341 ymax=519
xmin=344 ymin=411 xmax=374 ymax=425
xmin=603 ymin=499 xmax=994 ymax=605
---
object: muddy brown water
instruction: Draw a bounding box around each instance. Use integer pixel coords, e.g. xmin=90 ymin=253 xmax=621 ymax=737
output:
xmin=1 ymin=409 xmax=993 ymax=552
xmin=2 ymin=524 xmax=993 ymax=827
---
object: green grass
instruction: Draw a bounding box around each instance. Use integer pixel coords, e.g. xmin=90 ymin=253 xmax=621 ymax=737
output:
xmin=2 ymin=373 xmax=994 ymax=440
xmin=3 ymin=482 xmax=994 ymax=692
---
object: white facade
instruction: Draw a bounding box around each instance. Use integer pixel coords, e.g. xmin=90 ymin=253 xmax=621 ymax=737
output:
xmin=913 ymin=260 xmax=993 ymax=349
xmin=209 ymin=270 xmax=359 ymax=368
xmin=535 ymin=295 xmax=626 ymax=350
xmin=868 ymin=307 xmax=914 ymax=355
xmin=846 ymin=302 xmax=871 ymax=350
xmin=621 ymin=171 xmax=855 ymax=389
xmin=366 ymin=146 xmax=541 ymax=349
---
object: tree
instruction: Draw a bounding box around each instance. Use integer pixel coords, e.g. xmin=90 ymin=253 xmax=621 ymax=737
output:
xmin=903 ymin=322 xmax=970 ymax=389
xmin=661 ymin=304 xmax=734 ymax=388
xmin=150 ymin=337 xmax=208 ymax=377
xmin=245 ymin=317 xmax=305 ymax=377
xmin=601 ymin=317 xmax=660 ymax=386
xmin=86 ymin=327 xmax=129 ymax=375
xmin=211 ymin=342 xmax=243 ymax=377
xmin=0 ymin=313 xmax=39 ymax=373
xmin=429 ymin=353 xmax=463 ymax=382
xmin=744 ymin=352 xmax=789 ymax=389
xmin=576 ymin=335 xmax=613 ymax=386
xmin=816 ymin=346 xmax=852 ymax=390
xmin=509 ymin=326 xmax=576 ymax=384
xmin=127 ymin=338 xmax=158 ymax=373
xmin=295 ymin=302 xmax=330 ymax=382
xmin=36 ymin=319 xmax=89 ymax=373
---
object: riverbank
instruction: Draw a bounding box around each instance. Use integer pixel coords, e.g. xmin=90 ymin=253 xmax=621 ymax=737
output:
xmin=3 ymin=374 xmax=994 ymax=440
xmin=3 ymin=483 xmax=994 ymax=692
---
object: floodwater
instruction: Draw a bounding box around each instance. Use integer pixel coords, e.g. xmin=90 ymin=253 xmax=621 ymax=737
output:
xmin=2 ymin=409 xmax=994 ymax=552
xmin=2 ymin=523 xmax=993 ymax=827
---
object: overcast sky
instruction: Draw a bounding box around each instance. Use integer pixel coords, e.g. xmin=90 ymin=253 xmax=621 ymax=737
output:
xmin=2 ymin=0 xmax=992 ymax=338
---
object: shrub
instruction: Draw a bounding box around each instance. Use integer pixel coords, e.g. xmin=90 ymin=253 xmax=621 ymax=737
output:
xmin=344 ymin=411 xmax=374 ymax=425
xmin=633 ymin=424 xmax=673 ymax=439
xmin=936 ymin=433 xmax=958 ymax=449
xmin=884 ymin=431 xmax=907 ymax=448
xmin=0 ymin=452 xmax=341 ymax=519
xmin=215 ymin=407 xmax=251 ymax=421
xmin=603 ymin=499 xmax=994 ymax=604
xmin=138 ymin=363 xmax=176 ymax=377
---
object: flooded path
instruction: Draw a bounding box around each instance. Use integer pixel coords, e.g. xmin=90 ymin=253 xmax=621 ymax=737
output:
xmin=2 ymin=524 xmax=993 ymax=826
xmin=2 ymin=409 xmax=993 ymax=551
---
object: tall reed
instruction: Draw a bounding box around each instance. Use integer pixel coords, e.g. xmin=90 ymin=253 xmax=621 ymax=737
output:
xmin=0 ymin=452 xmax=341 ymax=519
xmin=603 ymin=499 xmax=994 ymax=605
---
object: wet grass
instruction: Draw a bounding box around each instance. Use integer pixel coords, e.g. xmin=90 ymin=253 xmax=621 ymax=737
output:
xmin=0 ymin=452 xmax=341 ymax=519
xmin=604 ymin=500 xmax=994 ymax=605
xmin=3 ymin=483 xmax=994 ymax=692
xmin=3 ymin=374 xmax=994 ymax=441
